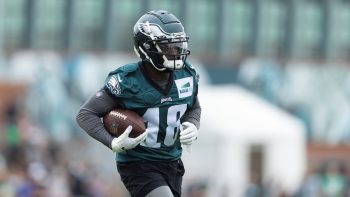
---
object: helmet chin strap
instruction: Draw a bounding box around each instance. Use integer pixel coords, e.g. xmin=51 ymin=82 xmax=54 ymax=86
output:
xmin=138 ymin=46 xmax=166 ymax=71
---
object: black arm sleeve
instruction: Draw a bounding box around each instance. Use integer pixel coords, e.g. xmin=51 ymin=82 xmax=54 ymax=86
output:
xmin=181 ymin=96 xmax=201 ymax=129
xmin=75 ymin=88 xmax=118 ymax=149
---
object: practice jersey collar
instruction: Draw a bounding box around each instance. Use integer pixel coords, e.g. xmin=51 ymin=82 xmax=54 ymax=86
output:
xmin=139 ymin=61 xmax=174 ymax=96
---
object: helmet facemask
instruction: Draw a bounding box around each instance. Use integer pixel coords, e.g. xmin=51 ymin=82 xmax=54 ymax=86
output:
xmin=136 ymin=22 xmax=190 ymax=71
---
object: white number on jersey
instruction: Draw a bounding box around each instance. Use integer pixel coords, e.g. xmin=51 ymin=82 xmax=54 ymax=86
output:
xmin=141 ymin=104 xmax=187 ymax=148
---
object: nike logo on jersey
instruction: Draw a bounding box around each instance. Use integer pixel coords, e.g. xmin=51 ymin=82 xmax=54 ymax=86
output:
xmin=175 ymin=77 xmax=193 ymax=98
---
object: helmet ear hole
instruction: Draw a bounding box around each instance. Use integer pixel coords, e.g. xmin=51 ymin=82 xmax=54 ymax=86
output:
xmin=143 ymin=43 xmax=151 ymax=50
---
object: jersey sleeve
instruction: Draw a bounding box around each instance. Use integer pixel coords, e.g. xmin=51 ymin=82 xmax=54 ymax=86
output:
xmin=104 ymin=63 xmax=140 ymax=99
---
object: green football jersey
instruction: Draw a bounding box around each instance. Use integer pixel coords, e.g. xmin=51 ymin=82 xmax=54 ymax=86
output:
xmin=105 ymin=61 xmax=199 ymax=162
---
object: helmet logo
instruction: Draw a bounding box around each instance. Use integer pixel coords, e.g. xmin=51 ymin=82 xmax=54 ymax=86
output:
xmin=144 ymin=21 xmax=152 ymax=34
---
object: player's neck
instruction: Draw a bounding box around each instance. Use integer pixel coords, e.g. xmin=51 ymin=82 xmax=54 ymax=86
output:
xmin=143 ymin=62 xmax=171 ymax=81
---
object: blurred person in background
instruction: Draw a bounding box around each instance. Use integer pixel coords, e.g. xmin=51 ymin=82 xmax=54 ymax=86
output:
xmin=76 ymin=10 xmax=201 ymax=197
xmin=295 ymin=166 xmax=322 ymax=197
xmin=319 ymin=161 xmax=349 ymax=197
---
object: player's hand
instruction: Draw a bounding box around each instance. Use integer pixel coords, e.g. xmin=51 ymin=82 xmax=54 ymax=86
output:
xmin=180 ymin=122 xmax=198 ymax=145
xmin=111 ymin=126 xmax=148 ymax=153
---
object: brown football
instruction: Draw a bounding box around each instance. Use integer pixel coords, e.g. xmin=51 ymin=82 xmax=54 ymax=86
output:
xmin=103 ymin=109 xmax=146 ymax=138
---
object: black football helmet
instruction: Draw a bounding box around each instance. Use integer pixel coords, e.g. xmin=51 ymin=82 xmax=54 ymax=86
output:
xmin=133 ymin=10 xmax=190 ymax=71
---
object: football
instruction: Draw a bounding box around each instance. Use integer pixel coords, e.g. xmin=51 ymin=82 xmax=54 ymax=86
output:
xmin=103 ymin=109 xmax=146 ymax=138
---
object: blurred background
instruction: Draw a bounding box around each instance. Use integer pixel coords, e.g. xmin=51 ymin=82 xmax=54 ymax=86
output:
xmin=1 ymin=0 xmax=350 ymax=196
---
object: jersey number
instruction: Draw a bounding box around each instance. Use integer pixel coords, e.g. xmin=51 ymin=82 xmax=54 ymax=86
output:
xmin=141 ymin=104 xmax=187 ymax=148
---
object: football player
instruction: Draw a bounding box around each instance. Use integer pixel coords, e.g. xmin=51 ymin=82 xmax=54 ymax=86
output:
xmin=76 ymin=10 xmax=201 ymax=197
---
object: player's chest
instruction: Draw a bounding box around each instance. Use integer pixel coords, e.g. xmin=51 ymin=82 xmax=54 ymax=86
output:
xmin=123 ymin=76 xmax=195 ymax=109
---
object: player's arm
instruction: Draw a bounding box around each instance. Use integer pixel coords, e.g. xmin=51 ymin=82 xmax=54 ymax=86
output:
xmin=180 ymin=96 xmax=201 ymax=145
xmin=76 ymin=87 xmax=148 ymax=152
xmin=75 ymin=88 xmax=116 ymax=149
xmin=181 ymin=96 xmax=201 ymax=129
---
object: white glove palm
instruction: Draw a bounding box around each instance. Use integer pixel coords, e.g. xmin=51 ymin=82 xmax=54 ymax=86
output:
xmin=111 ymin=126 xmax=148 ymax=153
xmin=180 ymin=122 xmax=198 ymax=145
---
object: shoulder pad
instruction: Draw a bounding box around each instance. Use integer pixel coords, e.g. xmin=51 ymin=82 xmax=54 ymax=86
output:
xmin=184 ymin=61 xmax=199 ymax=83
xmin=108 ymin=63 xmax=139 ymax=76
xmin=118 ymin=63 xmax=139 ymax=73
xmin=105 ymin=63 xmax=140 ymax=97
xmin=184 ymin=61 xmax=196 ymax=71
